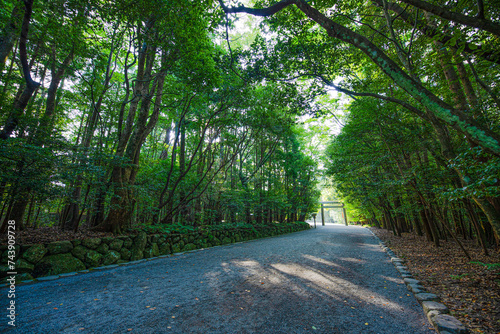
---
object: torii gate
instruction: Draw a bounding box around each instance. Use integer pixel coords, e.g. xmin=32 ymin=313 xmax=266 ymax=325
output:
xmin=320 ymin=201 xmax=348 ymax=226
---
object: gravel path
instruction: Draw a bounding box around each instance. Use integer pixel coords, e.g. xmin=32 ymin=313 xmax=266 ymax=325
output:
xmin=2 ymin=224 xmax=434 ymax=333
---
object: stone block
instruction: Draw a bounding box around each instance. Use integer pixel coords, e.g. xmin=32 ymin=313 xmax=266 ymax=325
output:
xmin=430 ymin=314 xmax=468 ymax=334
xmin=47 ymin=241 xmax=73 ymax=255
xmin=82 ymin=238 xmax=101 ymax=249
xmin=422 ymin=301 xmax=449 ymax=314
xmin=183 ymin=243 xmax=197 ymax=252
xmin=133 ymin=232 xmax=147 ymax=251
xmin=130 ymin=249 xmax=143 ymax=261
xmin=96 ymin=243 xmax=109 ymax=254
xmin=102 ymin=237 xmax=114 ymax=244
xmin=15 ymin=258 xmax=34 ymax=272
xmin=22 ymin=244 xmax=47 ymax=264
xmin=84 ymin=250 xmax=103 ymax=267
xmin=71 ymin=245 xmax=89 ymax=261
xmin=122 ymin=237 xmax=133 ymax=248
xmin=427 ymin=310 xmax=441 ymax=323
xmin=109 ymin=239 xmax=124 ymax=251
xmin=408 ymin=283 xmax=426 ymax=294
xmin=151 ymin=243 xmax=160 ymax=257
xmin=159 ymin=243 xmax=171 ymax=255
xmin=404 ymin=278 xmax=420 ymax=285
xmin=35 ymin=254 xmax=85 ymax=277
xmin=172 ymin=244 xmax=181 ymax=253
xmin=120 ymin=248 xmax=131 ymax=260
xmin=415 ymin=292 xmax=440 ymax=302
xmin=102 ymin=250 xmax=121 ymax=266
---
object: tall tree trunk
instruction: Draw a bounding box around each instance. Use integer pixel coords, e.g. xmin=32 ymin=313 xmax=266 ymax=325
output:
xmin=0 ymin=2 xmax=22 ymax=70
xmin=0 ymin=0 xmax=39 ymax=140
xmin=64 ymin=44 xmax=116 ymax=231
xmin=99 ymin=33 xmax=166 ymax=232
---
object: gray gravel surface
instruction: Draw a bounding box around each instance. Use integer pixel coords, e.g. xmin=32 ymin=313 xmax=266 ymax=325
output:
xmin=1 ymin=224 xmax=434 ymax=333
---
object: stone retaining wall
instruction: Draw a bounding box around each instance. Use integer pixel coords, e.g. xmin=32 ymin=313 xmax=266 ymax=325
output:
xmin=1 ymin=222 xmax=310 ymax=283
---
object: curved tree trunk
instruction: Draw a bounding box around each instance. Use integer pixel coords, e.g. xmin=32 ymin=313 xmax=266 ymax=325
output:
xmin=220 ymin=0 xmax=500 ymax=156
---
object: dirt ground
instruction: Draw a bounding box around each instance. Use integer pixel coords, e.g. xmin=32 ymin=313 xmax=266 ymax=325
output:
xmin=369 ymin=227 xmax=500 ymax=334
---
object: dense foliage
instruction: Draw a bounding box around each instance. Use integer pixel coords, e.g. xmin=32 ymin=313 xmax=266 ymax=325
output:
xmin=0 ymin=0 xmax=320 ymax=234
xmin=214 ymin=0 xmax=500 ymax=254
xmin=2 ymin=0 xmax=500 ymax=254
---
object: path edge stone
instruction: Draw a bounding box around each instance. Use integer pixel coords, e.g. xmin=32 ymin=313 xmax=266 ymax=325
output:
xmin=366 ymin=228 xmax=469 ymax=334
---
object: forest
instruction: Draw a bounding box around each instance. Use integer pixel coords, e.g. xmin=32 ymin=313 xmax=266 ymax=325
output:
xmin=2 ymin=1 xmax=500 ymax=332
xmin=0 ymin=0 xmax=322 ymax=235
xmin=1 ymin=0 xmax=500 ymax=254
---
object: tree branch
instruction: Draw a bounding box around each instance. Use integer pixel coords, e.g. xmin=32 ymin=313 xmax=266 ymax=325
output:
xmin=218 ymin=0 xmax=295 ymax=16
xmin=397 ymin=0 xmax=500 ymax=37
xmin=372 ymin=0 xmax=500 ymax=65
xmin=219 ymin=0 xmax=500 ymax=156
xmin=318 ymin=75 xmax=430 ymax=121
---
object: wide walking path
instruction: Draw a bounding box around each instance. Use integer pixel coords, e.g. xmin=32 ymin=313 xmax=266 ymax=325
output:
xmin=2 ymin=224 xmax=433 ymax=333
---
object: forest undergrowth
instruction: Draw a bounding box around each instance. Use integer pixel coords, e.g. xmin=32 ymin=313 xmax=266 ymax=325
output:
xmin=370 ymin=227 xmax=500 ymax=334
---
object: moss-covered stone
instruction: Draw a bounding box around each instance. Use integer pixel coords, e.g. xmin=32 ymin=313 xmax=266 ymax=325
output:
xmin=130 ymin=249 xmax=143 ymax=261
xmin=171 ymin=244 xmax=181 ymax=253
xmin=15 ymin=258 xmax=34 ymax=272
xmin=47 ymin=241 xmax=73 ymax=255
xmin=178 ymin=240 xmax=185 ymax=249
xmin=144 ymin=243 xmax=160 ymax=259
xmin=159 ymin=243 xmax=171 ymax=255
xmin=73 ymin=239 xmax=82 ymax=246
xmin=35 ymin=253 xmax=85 ymax=277
xmin=71 ymin=245 xmax=88 ymax=261
xmin=82 ymin=238 xmax=101 ymax=249
xmin=22 ymin=244 xmax=47 ymax=264
xmin=96 ymin=243 xmax=109 ymax=254
xmin=84 ymin=250 xmax=103 ymax=267
xmin=183 ymin=243 xmax=197 ymax=252
xmin=133 ymin=232 xmax=147 ymax=251
xmin=109 ymin=239 xmax=124 ymax=251
xmin=102 ymin=250 xmax=121 ymax=265
xmin=120 ymin=248 xmax=131 ymax=260
xmin=222 ymin=237 xmax=231 ymax=245
xmin=102 ymin=237 xmax=114 ymax=244
xmin=150 ymin=243 xmax=159 ymax=257
xmin=122 ymin=237 xmax=133 ymax=248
